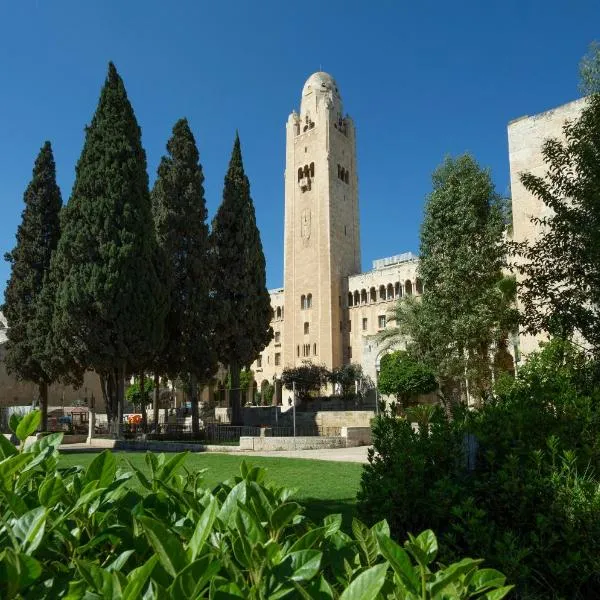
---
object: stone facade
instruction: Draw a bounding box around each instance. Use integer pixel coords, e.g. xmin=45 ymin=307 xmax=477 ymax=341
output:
xmin=508 ymin=97 xmax=586 ymax=357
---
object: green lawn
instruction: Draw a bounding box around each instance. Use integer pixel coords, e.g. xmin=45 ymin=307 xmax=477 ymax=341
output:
xmin=59 ymin=452 xmax=364 ymax=527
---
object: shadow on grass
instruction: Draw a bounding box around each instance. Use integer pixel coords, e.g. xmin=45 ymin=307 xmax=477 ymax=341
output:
xmin=302 ymin=497 xmax=357 ymax=532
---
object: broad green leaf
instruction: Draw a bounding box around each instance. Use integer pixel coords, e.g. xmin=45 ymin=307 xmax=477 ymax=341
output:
xmin=323 ymin=513 xmax=342 ymax=536
xmin=39 ymin=473 xmax=66 ymax=507
xmin=470 ymin=568 xmax=507 ymax=592
xmin=15 ymin=411 xmax=41 ymax=441
xmin=288 ymin=550 xmax=322 ymax=581
xmin=482 ymin=585 xmax=515 ymax=600
xmin=122 ymin=555 xmax=158 ymax=600
xmin=156 ymin=451 xmax=188 ymax=482
xmin=352 ymin=518 xmax=378 ymax=566
xmin=0 ymin=549 xmax=42 ymax=596
xmin=9 ymin=413 xmax=21 ymax=434
xmin=86 ymin=450 xmax=116 ymax=487
xmin=0 ymin=453 xmax=34 ymax=484
xmin=271 ymin=502 xmax=303 ymax=533
xmin=218 ymin=480 xmax=247 ymax=525
xmin=106 ymin=549 xmax=135 ymax=572
xmin=0 ymin=433 xmax=18 ymax=458
xmin=430 ymin=557 xmax=483 ymax=597
xmin=24 ymin=432 xmax=64 ymax=454
xmin=370 ymin=519 xmax=390 ymax=538
xmin=0 ymin=488 xmax=28 ymax=516
xmin=169 ymin=556 xmax=221 ymax=598
xmin=293 ymin=575 xmax=335 ymax=600
xmin=376 ymin=533 xmax=419 ymax=593
xmin=212 ymin=581 xmax=246 ymax=598
xmin=339 ymin=562 xmax=388 ymax=600
xmin=137 ymin=515 xmax=185 ymax=577
xmin=12 ymin=506 xmax=46 ymax=554
xmin=126 ymin=459 xmax=152 ymax=490
xmin=289 ymin=527 xmax=326 ymax=552
xmin=236 ymin=502 xmax=267 ymax=545
xmin=187 ymin=494 xmax=217 ymax=561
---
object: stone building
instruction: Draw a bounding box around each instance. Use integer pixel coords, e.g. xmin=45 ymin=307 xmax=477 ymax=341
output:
xmin=508 ymin=97 xmax=586 ymax=357
xmin=252 ymin=72 xmax=423 ymax=394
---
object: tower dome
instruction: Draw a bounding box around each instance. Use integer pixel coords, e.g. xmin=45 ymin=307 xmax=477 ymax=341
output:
xmin=300 ymin=71 xmax=342 ymax=117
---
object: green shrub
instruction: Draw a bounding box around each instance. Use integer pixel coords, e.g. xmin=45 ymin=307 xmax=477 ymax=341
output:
xmin=358 ymin=340 xmax=600 ymax=598
xmin=0 ymin=410 xmax=511 ymax=599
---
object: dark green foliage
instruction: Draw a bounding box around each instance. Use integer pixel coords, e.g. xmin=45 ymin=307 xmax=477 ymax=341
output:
xmin=579 ymin=40 xmax=600 ymax=95
xmin=328 ymin=363 xmax=363 ymax=398
xmin=3 ymin=142 xmax=62 ymax=431
xmin=152 ymin=118 xmax=216 ymax=432
xmin=382 ymin=155 xmax=517 ymax=404
xmin=281 ymin=361 xmax=330 ymax=401
xmin=515 ymin=85 xmax=600 ymax=353
xmin=49 ymin=63 xmax=167 ymax=423
xmin=211 ymin=135 xmax=272 ymax=424
xmin=125 ymin=376 xmax=155 ymax=407
xmin=377 ymin=351 xmax=438 ymax=410
xmin=0 ymin=415 xmax=512 ymax=599
xmin=359 ymin=339 xmax=600 ymax=598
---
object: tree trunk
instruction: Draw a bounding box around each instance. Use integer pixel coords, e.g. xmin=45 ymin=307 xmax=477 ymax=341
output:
xmin=100 ymin=372 xmax=111 ymax=424
xmin=230 ymin=361 xmax=242 ymax=426
xmin=153 ymin=372 xmax=159 ymax=432
xmin=116 ymin=364 xmax=125 ymax=439
xmin=140 ymin=372 xmax=147 ymax=435
xmin=190 ymin=373 xmax=199 ymax=436
xmin=38 ymin=381 xmax=48 ymax=432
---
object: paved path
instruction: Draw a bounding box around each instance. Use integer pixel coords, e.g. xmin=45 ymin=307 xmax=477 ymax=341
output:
xmin=225 ymin=446 xmax=371 ymax=463
xmin=60 ymin=442 xmax=371 ymax=463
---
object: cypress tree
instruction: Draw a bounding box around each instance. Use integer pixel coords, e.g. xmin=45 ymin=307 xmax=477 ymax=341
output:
xmin=211 ymin=134 xmax=273 ymax=425
xmin=151 ymin=118 xmax=216 ymax=434
xmin=50 ymin=62 xmax=167 ymax=432
xmin=3 ymin=142 xmax=62 ymax=431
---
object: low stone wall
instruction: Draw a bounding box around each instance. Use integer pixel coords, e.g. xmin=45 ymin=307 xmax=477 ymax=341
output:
xmin=341 ymin=426 xmax=372 ymax=447
xmin=239 ymin=436 xmax=348 ymax=451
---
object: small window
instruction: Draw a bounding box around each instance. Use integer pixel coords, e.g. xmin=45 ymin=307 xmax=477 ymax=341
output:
xmin=275 ymin=353 xmax=281 ymax=366
xmin=274 ymin=331 xmax=280 ymax=344
xmin=310 ymin=162 xmax=315 ymax=177
xmin=362 ymin=318 xmax=367 ymax=331
xmin=344 ymin=225 xmax=347 ymax=236
xmin=257 ymin=355 xmax=262 ymax=368
xmin=348 ymin=292 xmax=353 ymax=307
xmin=298 ymin=168 xmax=303 ymax=182
xmin=301 ymin=294 xmax=306 ymax=309
xmin=267 ymin=355 xmax=270 ymax=364
xmin=313 ymin=343 xmax=317 ymax=355
xmin=276 ymin=306 xmax=282 ymax=320
xmin=307 ymin=293 xmax=312 ymax=309
xmin=304 ymin=322 xmax=309 ymax=335
xmin=297 ymin=345 xmax=300 ymax=357
xmin=378 ymin=315 xmax=386 ymax=329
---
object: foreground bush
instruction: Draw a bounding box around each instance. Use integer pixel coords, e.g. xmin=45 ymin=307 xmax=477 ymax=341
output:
xmin=358 ymin=340 xmax=600 ymax=599
xmin=0 ymin=411 xmax=511 ymax=599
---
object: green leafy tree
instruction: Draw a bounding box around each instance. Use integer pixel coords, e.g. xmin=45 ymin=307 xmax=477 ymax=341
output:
xmin=226 ymin=368 xmax=255 ymax=406
xmin=328 ymin=363 xmax=363 ymax=398
xmin=152 ymin=118 xmax=216 ymax=434
xmin=3 ymin=142 xmax=62 ymax=432
xmin=281 ymin=361 xmax=330 ymax=402
xmin=50 ymin=63 xmax=167 ymax=431
xmin=125 ymin=376 xmax=155 ymax=408
xmin=383 ymin=155 xmax=517 ymax=404
xmin=515 ymin=44 xmax=600 ymax=353
xmin=377 ymin=351 xmax=437 ymax=411
xmin=211 ymin=134 xmax=272 ymax=425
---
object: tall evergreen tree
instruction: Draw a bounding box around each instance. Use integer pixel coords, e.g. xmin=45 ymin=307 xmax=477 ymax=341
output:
xmin=382 ymin=155 xmax=517 ymax=404
xmin=3 ymin=142 xmax=62 ymax=431
xmin=50 ymin=62 xmax=167 ymax=431
xmin=211 ymin=134 xmax=272 ymax=425
xmin=151 ymin=118 xmax=216 ymax=434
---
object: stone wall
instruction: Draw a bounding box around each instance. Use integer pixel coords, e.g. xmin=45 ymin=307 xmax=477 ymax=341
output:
xmin=239 ymin=435 xmax=348 ymax=451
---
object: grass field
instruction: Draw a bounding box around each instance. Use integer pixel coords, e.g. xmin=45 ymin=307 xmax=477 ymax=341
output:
xmin=59 ymin=452 xmax=364 ymax=527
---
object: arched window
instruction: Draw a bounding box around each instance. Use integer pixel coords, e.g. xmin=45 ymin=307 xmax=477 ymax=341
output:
xmin=313 ymin=343 xmax=317 ymax=355
xmin=416 ymin=278 xmax=423 ymax=294
xmin=300 ymin=294 xmax=306 ymax=309
xmin=276 ymin=306 xmax=282 ymax=320
xmin=387 ymin=283 xmax=394 ymax=299
xmin=405 ymin=280 xmax=413 ymax=295
xmin=307 ymin=293 xmax=312 ymax=309
xmin=370 ymin=287 xmax=376 ymax=302
xmin=309 ymin=162 xmax=315 ymax=177
xmin=395 ymin=282 xmax=401 ymax=298
xmin=360 ymin=289 xmax=367 ymax=304
xmin=297 ymin=345 xmax=300 ymax=357
xmin=304 ymin=165 xmax=310 ymax=178
xmin=379 ymin=285 xmax=386 ymax=301
xmin=304 ymin=322 xmax=309 ymax=335
xmin=354 ymin=290 xmax=360 ymax=305
xmin=298 ymin=167 xmax=303 ymax=181
xmin=348 ymin=292 xmax=353 ymax=307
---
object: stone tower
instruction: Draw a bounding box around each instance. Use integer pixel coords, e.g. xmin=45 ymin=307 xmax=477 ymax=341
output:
xmin=283 ymin=72 xmax=361 ymax=371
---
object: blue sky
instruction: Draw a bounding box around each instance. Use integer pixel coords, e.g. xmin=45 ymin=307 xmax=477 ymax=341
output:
xmin=0 ymin=1 xmax=598 ymax=292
